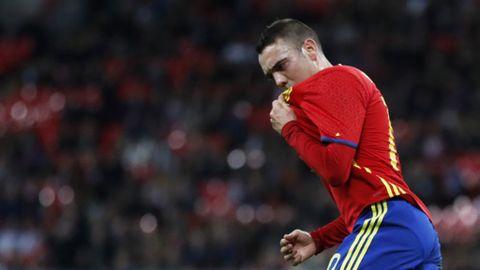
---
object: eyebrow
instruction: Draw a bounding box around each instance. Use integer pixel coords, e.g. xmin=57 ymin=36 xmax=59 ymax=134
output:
xmin=265 ymin=58 xmax=287 ymax=79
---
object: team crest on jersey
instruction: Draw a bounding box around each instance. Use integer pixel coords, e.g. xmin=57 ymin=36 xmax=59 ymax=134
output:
xmin=282 ymin=87 xmax=293 ymax=103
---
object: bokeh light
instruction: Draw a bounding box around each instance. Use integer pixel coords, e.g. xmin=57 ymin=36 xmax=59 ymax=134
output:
xmin=227 ymin=149 xmax=246 ymax=169
xmin=58 ymin=185 xmax=74 ymax=205
xmin=38 ymin=187 xmax=55 ymax=207
xmin=168 ymin=129 xmax=186 ymax=150
xmin=139 ymin=213 xmax=158 ymax=234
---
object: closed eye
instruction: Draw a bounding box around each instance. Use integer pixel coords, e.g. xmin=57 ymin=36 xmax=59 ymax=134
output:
xmin=265 ymin=58 xmax=288 ymax=79
xmin=273 ymin=59 xmax=288 ymax=72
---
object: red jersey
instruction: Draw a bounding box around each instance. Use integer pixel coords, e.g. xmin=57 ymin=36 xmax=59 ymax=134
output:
xmin=280 ymin=65 xmax=431 ymax=254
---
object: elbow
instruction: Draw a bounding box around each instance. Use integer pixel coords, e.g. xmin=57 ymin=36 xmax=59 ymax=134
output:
xmin=324 ymin=148 xmax=353 ymax=187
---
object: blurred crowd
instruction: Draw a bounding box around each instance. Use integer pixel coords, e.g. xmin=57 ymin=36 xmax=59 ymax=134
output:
xmin=0 ymin=0 xmax=480 ymax=269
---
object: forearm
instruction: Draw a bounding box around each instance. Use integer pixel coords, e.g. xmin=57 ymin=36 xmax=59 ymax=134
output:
xmin=309 ymin=217 xmax=349 ymax=254
xmin=281 ymin=121 xmax=354 ymax=186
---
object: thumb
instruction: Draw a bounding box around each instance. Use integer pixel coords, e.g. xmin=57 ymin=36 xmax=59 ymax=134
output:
xmin=277 ymin=95 xmax=289 ymax=108
xmin=278 ymin=93 xmax=288 ymax=104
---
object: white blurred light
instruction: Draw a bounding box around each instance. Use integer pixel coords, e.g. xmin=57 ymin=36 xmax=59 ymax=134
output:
xmin=460 ymin=207 xmax=478 ymax=227
xmin=233 ymin=101 xmax=252 ymax=119
xmin=256 ymin=204 xmax=274 ymax=223
xmin=168 ymin=129 xmax=186 ymax=150
xmin=223 ymin=42 xmax=255 ymax=64
xmin=422 ymin=136 xmax=443 ymax=159
xmin=139 ymin=213 xmax=157 ymax=234
xmin=38 ymin=187 xmax=55 ymax=207
xmin=49 ymin=92 xmax=66 ymax=112
xmin=227 ymin=149 xmax=246 ymax=169
xmin=247 ymin=149 xmax=266 ymax=169
xmin=453 ymin=196 xmax=478 ymax=227
xmin=236 ymin=204 xmax=255 ymax=225
xmin=443 ymin=207 xmax=459 ymax=228
xmin=453 ymin=196 xmax=470 ymax=213
xmin=58 ymin=186 xmax=74 ymax=205
xmin=11 ymin=101 xmax=28 ymax=121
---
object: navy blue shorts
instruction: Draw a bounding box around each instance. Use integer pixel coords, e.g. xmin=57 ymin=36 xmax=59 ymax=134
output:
xmin=327 ymin=199 xmax=442 ymax=270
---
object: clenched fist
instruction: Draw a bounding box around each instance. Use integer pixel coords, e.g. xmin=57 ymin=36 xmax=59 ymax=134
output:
xmin=270 ymin=94 xmax=296 ymax=134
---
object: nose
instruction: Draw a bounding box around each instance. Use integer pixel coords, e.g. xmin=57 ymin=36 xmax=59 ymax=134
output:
xmin=272 ymin=72 xmax=288 ymax=88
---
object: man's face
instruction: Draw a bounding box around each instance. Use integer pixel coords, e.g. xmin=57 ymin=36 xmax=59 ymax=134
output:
xmin=258 ymin=38 xmax=316 ymax=89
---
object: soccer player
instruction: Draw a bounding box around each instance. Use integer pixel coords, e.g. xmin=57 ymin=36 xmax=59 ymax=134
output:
xmin=257 ymin=19 xmax=442 ymax=269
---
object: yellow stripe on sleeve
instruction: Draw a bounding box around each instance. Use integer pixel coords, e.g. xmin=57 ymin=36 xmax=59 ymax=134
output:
xmin=353 ymin=161 xmax=361 ymax=169
xmin=390 ymin=183 xmax=401 ymax=196
xmin=378 ymin=176 xmax=394 ymax=198
xmin=398 ymin=186 xmax=406 ymax=194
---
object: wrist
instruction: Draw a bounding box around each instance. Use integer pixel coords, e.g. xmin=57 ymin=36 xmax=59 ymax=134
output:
xmin=280 ymin=120 xmax=298 ymax=138
xmin=309 ymin=230 xmax=325 ymax=255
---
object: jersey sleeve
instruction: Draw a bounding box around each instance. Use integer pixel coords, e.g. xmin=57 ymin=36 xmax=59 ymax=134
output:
xmin=281 ymin=121 xmax=356 ymax=186
xmin=298 ymin=69 xmax=370 ymax=150
xmin=309 ymin=216 xmax=349 ymax=254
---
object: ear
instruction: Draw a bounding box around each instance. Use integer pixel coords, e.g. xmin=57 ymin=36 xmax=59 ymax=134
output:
xmin=301 ymin=39 xmax=318 ymax=61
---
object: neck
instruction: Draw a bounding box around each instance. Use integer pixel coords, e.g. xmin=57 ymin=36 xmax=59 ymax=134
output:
xmin=315 ymin=54 xmax=332 ymax=72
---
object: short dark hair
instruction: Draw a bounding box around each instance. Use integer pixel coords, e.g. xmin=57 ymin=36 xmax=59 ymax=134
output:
xmin=256 ymin=18 xmax=321 ymax=54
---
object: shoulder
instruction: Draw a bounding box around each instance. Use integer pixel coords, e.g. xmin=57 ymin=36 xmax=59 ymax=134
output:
xmin=323 ymin=65 xmax=375 ymax=90
xmin=324 ymin=66 xmax=377 ymax=104
xmin=292 ymin=65 xmax=376 ymax=105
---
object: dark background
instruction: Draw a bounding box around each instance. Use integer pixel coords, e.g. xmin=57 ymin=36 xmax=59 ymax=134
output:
xmin=0 ymin=0 xmax=479 ymax=269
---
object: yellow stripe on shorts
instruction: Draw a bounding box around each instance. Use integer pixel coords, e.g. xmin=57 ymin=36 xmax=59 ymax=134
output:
xmin=339 ymin=203 xmax=381 ymax=270
xmin=342 ymin=202 xmax=386 ymax=270
xmin=350 ymin=201 xmax=388 ymax=270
